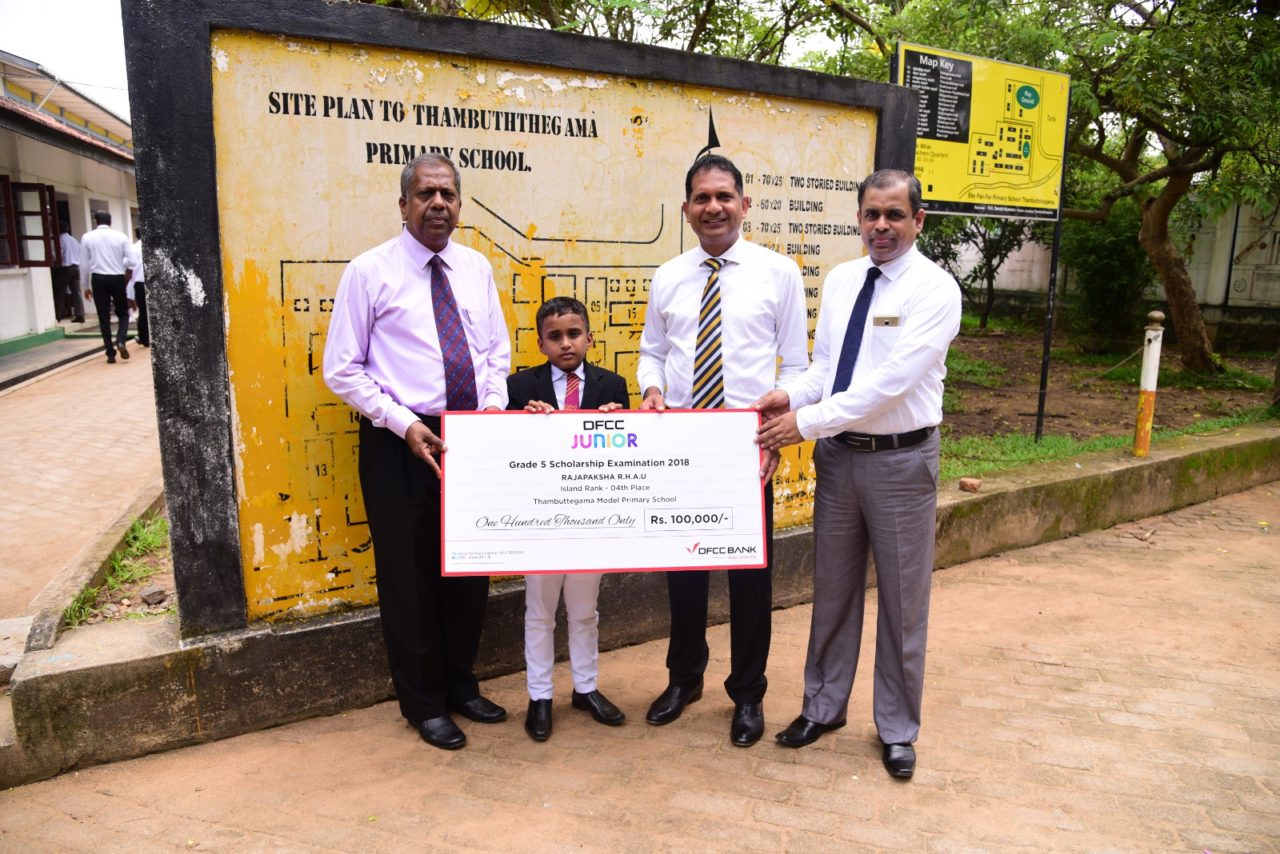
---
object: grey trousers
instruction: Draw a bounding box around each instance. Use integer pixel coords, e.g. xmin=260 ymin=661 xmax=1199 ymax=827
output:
xmin=802 ymin=430 xmax=939 ymax=745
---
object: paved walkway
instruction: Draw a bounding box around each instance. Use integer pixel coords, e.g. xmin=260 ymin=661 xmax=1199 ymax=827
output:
xmin=0 ymin=346 xmax=161 ymax=619
xmin=1 ymin=483 xmax=1276 ymax=851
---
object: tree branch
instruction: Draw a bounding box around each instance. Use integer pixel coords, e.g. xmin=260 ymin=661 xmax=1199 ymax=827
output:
xmin=824 ymin=0 xmax=888 ymax=57
xmin=685 ymin=0 xmax=716 ymax=53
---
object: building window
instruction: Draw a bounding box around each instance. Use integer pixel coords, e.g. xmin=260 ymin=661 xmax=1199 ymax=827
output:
xmin=0 ymin=176 xmax=16 ymax=266
xmin=0 ymin=176 xmax=59 ymax=267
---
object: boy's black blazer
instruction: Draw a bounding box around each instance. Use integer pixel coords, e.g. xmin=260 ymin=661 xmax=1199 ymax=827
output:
xmin=506 ymin=361 xmax=630 ymax=411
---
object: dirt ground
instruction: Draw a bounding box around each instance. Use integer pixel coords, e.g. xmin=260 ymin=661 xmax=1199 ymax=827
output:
xmin=944 ymin=328 xmax=1276 ymax=440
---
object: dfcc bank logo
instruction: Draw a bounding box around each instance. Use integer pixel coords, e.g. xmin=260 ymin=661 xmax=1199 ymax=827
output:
xmin=686 ymin=542 xmax=759 ymax=557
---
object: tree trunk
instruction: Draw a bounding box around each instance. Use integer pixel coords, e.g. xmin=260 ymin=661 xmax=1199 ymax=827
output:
xmin=981 ymin=270 xmax=996 ymax=329
xmin=1137 ymin=174 xmax=1219 ymax=373
xmin=1273 ymin=350 xmax=1279 ymax=406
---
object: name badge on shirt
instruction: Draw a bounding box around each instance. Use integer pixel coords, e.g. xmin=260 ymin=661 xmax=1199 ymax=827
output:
xmin=873 ymin=316 xmax=900 ymax=327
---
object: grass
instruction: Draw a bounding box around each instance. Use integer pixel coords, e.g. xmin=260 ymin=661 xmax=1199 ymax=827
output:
xmin=1098 ymin=363 xmax=1273 ymax=391
xmin=959 ymin=313 xmax=1037 ymax=336
xmin=60 ymin=515 xmax=171 ymax=629
xmin=946 ymin=350 xmax=1008 ymax=387
xmin=1050 ymin=346 xmax=1273 ymax=392
xmin=939 ymin=404 xmax=1279 ymax=482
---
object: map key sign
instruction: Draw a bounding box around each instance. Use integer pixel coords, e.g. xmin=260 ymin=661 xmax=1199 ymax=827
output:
xmin=891 ymin=43 xmax=1069 ymax=220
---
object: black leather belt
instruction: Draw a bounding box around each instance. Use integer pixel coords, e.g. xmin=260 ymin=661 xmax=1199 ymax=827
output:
xmin=833 ymin=425 xmax=935 ymax=452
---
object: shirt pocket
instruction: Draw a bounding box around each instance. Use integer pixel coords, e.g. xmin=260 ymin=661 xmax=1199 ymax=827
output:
xmin=869 ymin=325 xmax=902 ymax=363
xmin=455 ymin=302 xmax=484 ymax=352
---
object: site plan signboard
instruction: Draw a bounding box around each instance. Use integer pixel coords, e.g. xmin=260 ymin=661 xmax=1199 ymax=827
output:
xmin=123 ymin=0 xmax=915 ymax=633
xmin=892 ymin=43 xmax=1069 ymax=220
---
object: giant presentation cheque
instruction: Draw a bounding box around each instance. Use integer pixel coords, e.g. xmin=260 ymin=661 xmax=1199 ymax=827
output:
xmin=441 ymin=410 xmax=767 ymax=576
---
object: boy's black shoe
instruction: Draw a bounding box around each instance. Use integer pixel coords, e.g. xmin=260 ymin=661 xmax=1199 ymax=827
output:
xmin=525 ymin=699 xmax=552 ymax=741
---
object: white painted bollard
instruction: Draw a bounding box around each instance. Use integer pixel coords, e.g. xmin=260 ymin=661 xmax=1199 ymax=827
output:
xmin=1132 ymin=311 xmax=1165 ymax=457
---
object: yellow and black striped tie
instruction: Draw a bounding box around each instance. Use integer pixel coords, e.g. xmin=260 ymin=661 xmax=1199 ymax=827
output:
xmin=692 ymin=257 xmax=725 ymax=409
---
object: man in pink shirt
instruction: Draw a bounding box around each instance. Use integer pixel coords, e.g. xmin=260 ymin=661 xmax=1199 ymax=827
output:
xmin=323 ymin=154 xmax=512 ymax=750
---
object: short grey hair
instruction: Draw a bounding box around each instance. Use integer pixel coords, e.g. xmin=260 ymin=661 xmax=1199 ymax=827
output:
xmin=858 ymin=169 xmax=923 ymax=214
xmin=400 ymin=153 xmax=461 ymax=199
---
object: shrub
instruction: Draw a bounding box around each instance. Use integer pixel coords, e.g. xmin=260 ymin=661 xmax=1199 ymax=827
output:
xmin=1061 ymin=198 xmax=1156 ymax=352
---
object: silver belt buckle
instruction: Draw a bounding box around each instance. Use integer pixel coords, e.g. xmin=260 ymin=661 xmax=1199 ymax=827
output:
xmin=846 ymin=433 xmax=874 ymax=452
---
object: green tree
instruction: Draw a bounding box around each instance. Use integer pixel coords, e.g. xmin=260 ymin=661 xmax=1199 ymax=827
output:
xmin=801 ymin=0 xmax=1280 ymax=373
xmin=918 ymin=215 xmax=1046 ymax=328
xmin=359 ymin=0 xmax=1280 ymax=372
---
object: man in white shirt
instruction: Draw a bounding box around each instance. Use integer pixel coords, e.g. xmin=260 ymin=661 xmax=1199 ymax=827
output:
xmin=637 ymin=154 xmax=809 ymax=747
xmin=126 ymin=228 xmax=149 ymax=346
xmin=324 ymin=153 xmax=511 ymax=751
xmin=55 ymin=223 xmax=85 ymax=323
xmin=81 ymin=211 xmax=134 ymax=363
xmin=757 ymin=169 xmax=962 ymax=779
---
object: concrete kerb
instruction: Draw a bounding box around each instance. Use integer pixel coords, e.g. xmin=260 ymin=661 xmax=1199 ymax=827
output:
xmin=2 ymin=422 xmax=1278 ymax=790
xmin=23 ymin=476 xmax=167 ymax=653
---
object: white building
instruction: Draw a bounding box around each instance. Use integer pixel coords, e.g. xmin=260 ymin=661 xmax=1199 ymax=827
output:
xmin=0 ymin=49 xmax=137 ymax=352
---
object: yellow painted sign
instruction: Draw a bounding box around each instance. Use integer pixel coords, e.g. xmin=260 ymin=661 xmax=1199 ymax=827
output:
xmin=210 ymin=30 xmax=879 ymax=620
xmin=893 ymin=43 xmax=1069 ymax=219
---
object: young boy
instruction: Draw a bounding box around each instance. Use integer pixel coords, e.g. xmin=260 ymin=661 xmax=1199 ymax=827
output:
xmin=507 ymin=296 xmax=630 ymax=742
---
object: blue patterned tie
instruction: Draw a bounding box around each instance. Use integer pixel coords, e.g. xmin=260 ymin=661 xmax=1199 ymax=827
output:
xmin=831 ymin=266 xmax=881 ymax=394
xmin=428 ymin=255 xmax=478 ymax=411
xmin=692 ymin=257 xmax=725 ymax=409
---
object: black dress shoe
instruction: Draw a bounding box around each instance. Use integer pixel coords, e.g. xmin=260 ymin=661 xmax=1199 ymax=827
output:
xmin=413 ymin=715 xmax=466 ymax=750
xmin=730 ymin=702 xmax=764 ymax=747
xmin=645 ymin=682 xmax=703 ymax=725
xmin=775 ymin=715 xmax=846 ymax=748
xmin=572 ymin=690 xmax=625 ymax=726
xmin=447 ymin=695 xmax=508 ymax=723
xmin=882 ymin=742 xmax=916 ymax=778
xmin=525 ymin=699 xmax=552 ymax=742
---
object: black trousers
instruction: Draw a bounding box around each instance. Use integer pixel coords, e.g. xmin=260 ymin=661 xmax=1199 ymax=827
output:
xmin=135 ymin=281 xmax=149 ymax=345
xmin=665 ymin=483 xmax=774 ymax=704
xmin=90 ymin=273 xmax=128 ymax=355
xmin=358 ymin=416 xmax=489 ymax=721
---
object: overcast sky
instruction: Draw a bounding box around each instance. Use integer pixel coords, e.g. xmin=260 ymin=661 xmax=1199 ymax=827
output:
xmin=0 ymin=0 xmax=131 ymax=121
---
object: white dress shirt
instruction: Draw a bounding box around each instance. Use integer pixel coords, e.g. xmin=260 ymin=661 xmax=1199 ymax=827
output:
xmin=126 ymin=240 xmax=144 ymax=285
xmin=638 ymin=235 xmax=809 ymax=408
xmin=783 ymin=245 xmax=961 ymax=437
xmin=551 ymin=364 xmax=585 ymax=409
xmin=323 ymin=229 xmax=512 ymax=438
xmin=59 ymin=233 xmax=81 ymax=267
xmin=80 ymin=225 xmax=132 ymax=287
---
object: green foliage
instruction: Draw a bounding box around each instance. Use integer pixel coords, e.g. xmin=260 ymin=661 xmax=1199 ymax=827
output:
xmin=939 ymin=404 xmax=1279 ymax=481
xmin=946 ymin=350 xmax=1007 ymax=387
xmin=1060 ymin=198 xmax=1155 ymax=352
xmin=960 ymin=314 xmax=1036 ymax=336
xmin=61 ymin=586 xmax=100 ymax=630
xmin=1097 ymin=363 xmax=1273 ymax=392
xmin=121 ymin=516 xmax=169 ymax=560
xmin=60 ymin=515 xmax=171 ymax=629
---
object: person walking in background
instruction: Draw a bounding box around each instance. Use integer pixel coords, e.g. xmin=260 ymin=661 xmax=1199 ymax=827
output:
xmin=81 ymin=211 xmax=132 ymax=364
xmin=126 ymin=227 xmax=149 ymax=347
xmin=55 ymin=222 xmax=85 ymax=324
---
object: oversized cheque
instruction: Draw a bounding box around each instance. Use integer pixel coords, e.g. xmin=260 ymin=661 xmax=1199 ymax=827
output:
xmin=441 ymin=410 xmax=767 ymax=575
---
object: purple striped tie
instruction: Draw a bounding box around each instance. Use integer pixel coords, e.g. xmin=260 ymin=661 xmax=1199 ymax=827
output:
xmin=429 ymin=255 xmax=478 ymax=411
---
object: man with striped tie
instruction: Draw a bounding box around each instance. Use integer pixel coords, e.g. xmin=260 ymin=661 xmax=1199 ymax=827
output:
xmin=637 ymin=154 xmax=809 ymax=747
